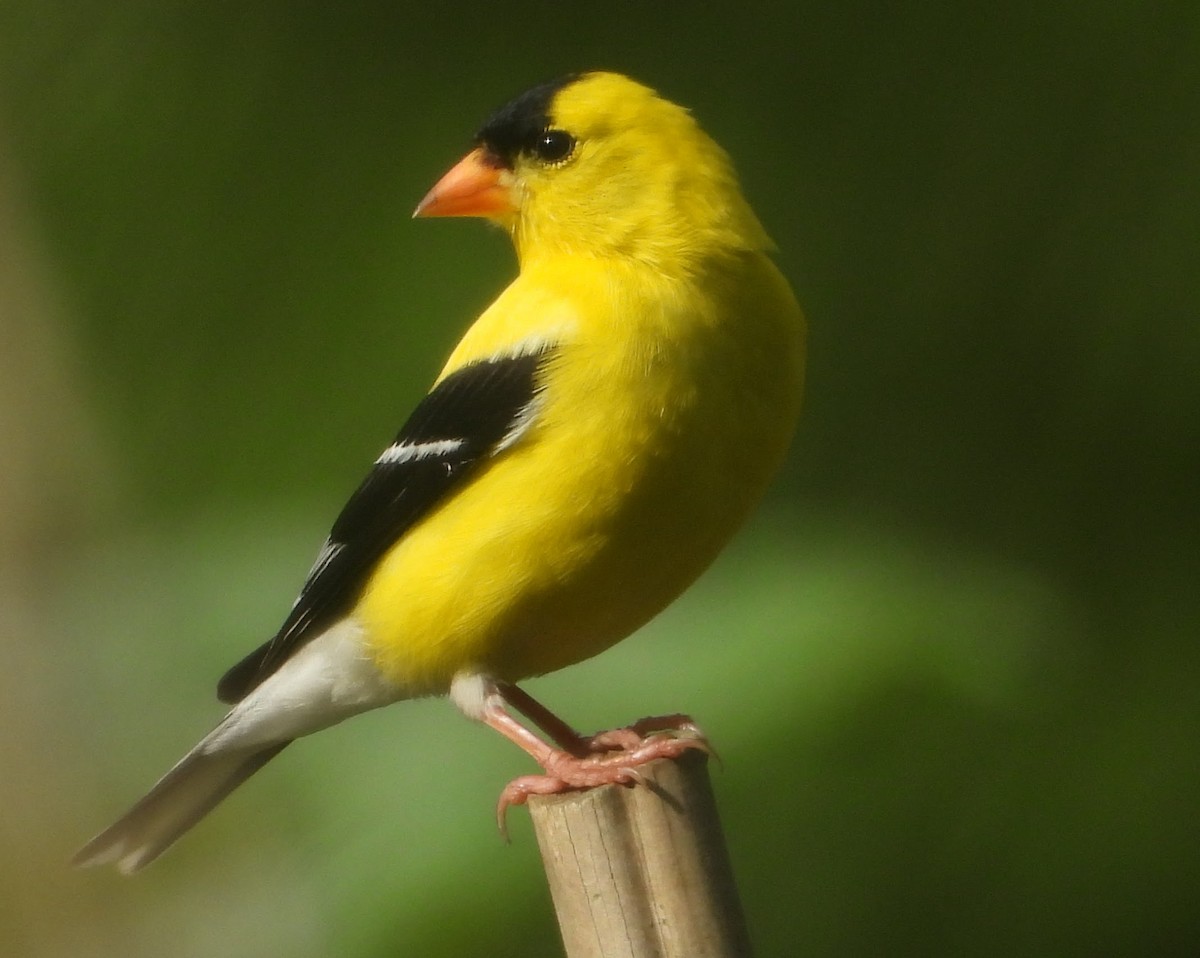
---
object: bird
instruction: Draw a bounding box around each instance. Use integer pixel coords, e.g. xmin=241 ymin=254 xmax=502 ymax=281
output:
xmin=73 ymin=71 xmax=806 ymax=874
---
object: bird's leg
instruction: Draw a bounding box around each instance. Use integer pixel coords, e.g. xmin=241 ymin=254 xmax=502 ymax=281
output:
xmin=497 ymin=681 xmax=707 ymax=755
xmin=478 ymin=681 xmax=710 ymax=834
xmin=494 ymin=681 xmax=591 ymax=757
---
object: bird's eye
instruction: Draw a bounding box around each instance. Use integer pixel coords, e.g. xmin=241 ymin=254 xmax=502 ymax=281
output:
xmin=531 ymin=129 xmax=576 ymax=164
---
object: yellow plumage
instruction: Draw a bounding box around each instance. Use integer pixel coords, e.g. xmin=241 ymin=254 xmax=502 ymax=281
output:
xmin=362 ymin=256 xmax=802 ymax=687
xmin=74 ymin=71 xmax=805 ymax=873
xmin=363 ymin=74 xmax=804 ymax=689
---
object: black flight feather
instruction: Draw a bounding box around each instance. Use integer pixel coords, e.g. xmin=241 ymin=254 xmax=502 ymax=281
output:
xmin=217 ymin=345 xmax=555 ymax=704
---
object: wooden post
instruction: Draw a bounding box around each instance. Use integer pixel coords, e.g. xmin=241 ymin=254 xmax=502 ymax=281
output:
xmin=527 ymin=750 xmax=752 ymax=958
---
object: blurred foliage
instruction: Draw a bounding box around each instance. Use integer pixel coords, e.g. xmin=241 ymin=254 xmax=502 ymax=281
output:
xmin=0 ymin=2 xmax=1197 ymax=956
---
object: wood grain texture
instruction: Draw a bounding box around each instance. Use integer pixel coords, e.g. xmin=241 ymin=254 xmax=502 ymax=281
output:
xmin=528 ymin=751 xmax=752 ymax=958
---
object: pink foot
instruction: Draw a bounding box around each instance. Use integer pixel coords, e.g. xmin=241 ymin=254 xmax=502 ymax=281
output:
xmin=583 ymin=714 xmax=706 ymax=753
xmin=495 ymin=716 xmax=711 ymax=834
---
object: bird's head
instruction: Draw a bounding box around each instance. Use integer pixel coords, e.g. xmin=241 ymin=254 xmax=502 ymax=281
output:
xmin=414 ymin=72 xmax=770 ymax=271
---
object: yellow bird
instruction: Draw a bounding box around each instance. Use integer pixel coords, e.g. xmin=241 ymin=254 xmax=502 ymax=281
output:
xmin=74 ymin=71 xmax=806 ymax=873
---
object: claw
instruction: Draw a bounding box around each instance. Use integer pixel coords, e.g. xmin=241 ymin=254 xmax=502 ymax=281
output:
xmin=493 ymin=718 xmax=710 ymax=834
xmin=619 ymin=766 xmax=646 ymax=788
xmin=475 ymin=682 xmax=714 ymax=836
xmin=496 ymin=774 xmax=574 ymax=839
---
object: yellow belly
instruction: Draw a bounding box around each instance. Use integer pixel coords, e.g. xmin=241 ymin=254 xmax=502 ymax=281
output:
xmin=355 ymin=253 xmax=804 ymax=694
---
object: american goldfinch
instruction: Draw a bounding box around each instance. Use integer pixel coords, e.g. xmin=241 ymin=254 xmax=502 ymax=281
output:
xmin=74 ymin=71 xmax=806 ymax=873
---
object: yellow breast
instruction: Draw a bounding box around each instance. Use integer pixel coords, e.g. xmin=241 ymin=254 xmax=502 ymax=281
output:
xmin=355 ymin=251 xmax=804 ymax=694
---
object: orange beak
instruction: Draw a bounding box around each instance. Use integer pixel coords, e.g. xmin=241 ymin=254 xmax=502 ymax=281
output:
xmin=413 ymin=147 xmax=516 ymax=218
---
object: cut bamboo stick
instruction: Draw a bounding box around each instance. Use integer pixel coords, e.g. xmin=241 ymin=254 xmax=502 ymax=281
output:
xmin=527 ymin=750 xmax=752 ymax=958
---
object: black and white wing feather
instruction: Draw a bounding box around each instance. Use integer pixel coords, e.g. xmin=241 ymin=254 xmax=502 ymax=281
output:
xmin=217 ymin=344 xmax=554 ymax=703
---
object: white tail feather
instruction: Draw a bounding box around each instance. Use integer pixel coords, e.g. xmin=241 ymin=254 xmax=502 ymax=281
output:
xmin=72 ymin=739 xmax=289 ymax=873
xmin=74 ymin=617 xmax=399 ymax=872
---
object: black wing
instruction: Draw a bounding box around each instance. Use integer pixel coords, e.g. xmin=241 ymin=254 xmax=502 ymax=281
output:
xmin=217 ymin=345 xmax=554 ymax=703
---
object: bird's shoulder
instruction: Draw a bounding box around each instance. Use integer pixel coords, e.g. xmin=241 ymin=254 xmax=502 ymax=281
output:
xmin=216 ymin=301 xmax=568 ymax=703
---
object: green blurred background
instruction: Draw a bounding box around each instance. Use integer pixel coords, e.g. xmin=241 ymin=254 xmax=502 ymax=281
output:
xmin=1 ymin=3 xmax=1197 ymax=956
